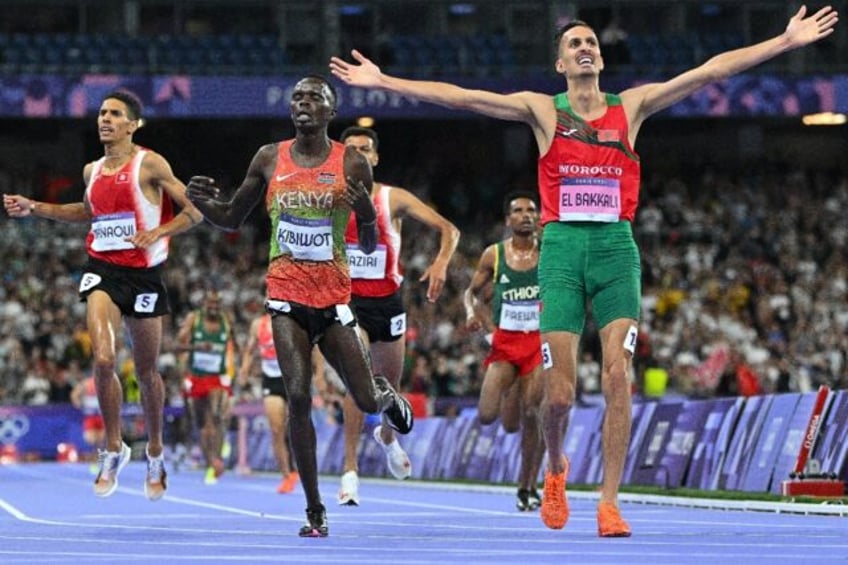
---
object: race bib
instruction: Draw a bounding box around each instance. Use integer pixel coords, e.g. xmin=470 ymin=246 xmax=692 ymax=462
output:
xmin=90 ymin=212 xmax=137 ymax=251
xmin=276 ymin=213 xmax=333 ymax=261
xmin=347 ymin=244 xmax=387 ymax=279
xmin=79 ymin=273 xmax=102 ymax=293
xmin=266 ymin=299 xmax=292 ymax=314
xmin=261 ymin=358 xmax=283 ymax=377
xmin=558 ymin=177 xmax=621 ymax=222
xmin=624 ymin=324 xmax=639 ymax=355
xmin=499 ymin=301 xmax=540 ymax=332
xmin=192 ymin=351 xmax=224 ymax=373
xmin=81 ymin=395 xmax=100 ymax=413
xmin=390 ymin=312 xmax=407 ymax=337
xmin=541 ymin=342 xmax=553 ymax=369
xmin=335 ymin=304 xmax=355 ymax=326
xmin=134 ymin=293 xmax=159 ymax=313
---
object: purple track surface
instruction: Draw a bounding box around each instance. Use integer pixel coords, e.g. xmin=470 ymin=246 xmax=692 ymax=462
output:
xmin=1 ymin=462 xmax=846 ymax=564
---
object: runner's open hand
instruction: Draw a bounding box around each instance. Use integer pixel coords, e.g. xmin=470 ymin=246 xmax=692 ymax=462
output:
xmin=329 ymin=49 xmax=384 ymax=88
xmin=185 ymin=176 xmax=221 ymax=204
xmin=341 ymin=176 xmax=376 ymax=223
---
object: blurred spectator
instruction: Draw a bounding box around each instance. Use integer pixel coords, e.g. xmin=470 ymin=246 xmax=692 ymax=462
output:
xmin=20 ymin=360 xmax=51 ymax=405
xmin=600 ymin=18 xmax=630 ymax=65
xmin=637 ymin=199 xmax=663 ymax=251
xmin=48 ymin=365 xmax=75 ymax=403
xmin=715 ymin=347 xmax=763 ymax=397
xmin=577 ymin=350 xmax=600 ymax=395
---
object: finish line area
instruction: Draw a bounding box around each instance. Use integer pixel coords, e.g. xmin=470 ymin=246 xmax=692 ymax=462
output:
xmin=1 ymin=462 xmax=845 ymax=564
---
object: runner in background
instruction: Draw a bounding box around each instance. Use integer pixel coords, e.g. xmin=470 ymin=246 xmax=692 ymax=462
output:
xmin=71 ymin=375 xmax=105 ymax=472
xmin=338 ymin=126 xmax=460 ymax=505
xmin=176 ymin=289 xmax=239 ymax=485
xmin=239 ymin=312 xmax=327 ymax=494
xmin=464 ymin=192 xmax=545 ymax=512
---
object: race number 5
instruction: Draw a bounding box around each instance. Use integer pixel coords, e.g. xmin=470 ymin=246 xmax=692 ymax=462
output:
xmin=134 ymin=293 xmax=159 ymax=314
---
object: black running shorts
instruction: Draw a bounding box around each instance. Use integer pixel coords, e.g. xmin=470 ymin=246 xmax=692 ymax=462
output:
xmin=261 ymin=375 xmax=288 ymax=400
xmin=265 ymin=299 xmax=357 ymax=344
xmin=350 ymin=290 xmax=406 ymax=343
xmin=78 ymin=258 xmax=170 ymax=318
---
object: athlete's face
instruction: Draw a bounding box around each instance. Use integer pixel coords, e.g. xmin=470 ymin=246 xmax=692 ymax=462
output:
xmin=97 ymin=98 xmax=138 ymax=144
xmin=290 ymin=78 xmax=336 ymax=131
xmin=506 ymin=197 xmax=538 ymax=235
xmin=343 ymin=134 xmax=379 ymax=167
xmin=555 ymin=25 xmax=604 ymax=78
xmin=203 ymin=294 xmax=222 ymax=318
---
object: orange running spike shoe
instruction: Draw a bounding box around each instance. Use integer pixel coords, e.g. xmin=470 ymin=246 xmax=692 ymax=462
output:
xmin=540 ymin=456 xmax=570 ymax=529
xmin=277 ymin=471 xmax=300 ymax=494
xmin=597 ymin=501 xmax=631 ymax=537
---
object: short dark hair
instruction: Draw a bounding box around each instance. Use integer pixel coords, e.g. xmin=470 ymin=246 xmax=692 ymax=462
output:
xmin=301 ymin=74 xmax=338 ymax=109
xmin=554 ymin=19 xmax=595 ymax=46
xmin=503 ymin=190 xmax=538 ymax=216
xmin=102 ymin=90 xmax=143 ymax=121
xmin=340 ymin=126 xmax=379 ymax=149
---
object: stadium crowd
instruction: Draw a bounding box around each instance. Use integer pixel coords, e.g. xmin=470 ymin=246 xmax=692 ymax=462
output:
xmin=1 ymin=162 xmax=847 ymax=411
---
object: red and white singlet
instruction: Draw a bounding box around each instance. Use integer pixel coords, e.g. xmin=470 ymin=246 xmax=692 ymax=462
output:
xmin=84 ymin=149 xmax=174 ymax=267
xmin=343 ymin=183 xmax=403 ymax=298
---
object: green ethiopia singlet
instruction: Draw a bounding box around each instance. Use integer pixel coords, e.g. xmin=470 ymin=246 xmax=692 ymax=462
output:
xmin=491 ymin=242 xmax=541 ymax=333
xmin=188 ymin=311 xmax=230 ymax=376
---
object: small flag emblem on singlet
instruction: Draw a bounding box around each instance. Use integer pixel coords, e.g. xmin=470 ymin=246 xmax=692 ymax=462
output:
xmin=116 ymin=172 xmax=130 ymax=183
xmin=597 ymin=129 xmax=620 ymax=142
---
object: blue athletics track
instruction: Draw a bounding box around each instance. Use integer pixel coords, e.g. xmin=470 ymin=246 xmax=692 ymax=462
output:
xmin=1 ymin=461 xmax=846 ymax=565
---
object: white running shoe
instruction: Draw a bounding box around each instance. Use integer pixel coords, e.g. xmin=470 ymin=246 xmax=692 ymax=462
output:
xmin=94 ymin=442 xmax=131 ymax=497
xmin=373 ymin=425 xmax=412 ymax=480
xmin=337 ymin=470 xmax=360 ymax=506
xmin=144 ymin=446 xmax=168 ymax=501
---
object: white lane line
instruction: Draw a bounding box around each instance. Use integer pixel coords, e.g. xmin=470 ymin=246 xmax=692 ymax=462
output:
xmin=0 ymin=497 xmax=295 ymax=533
